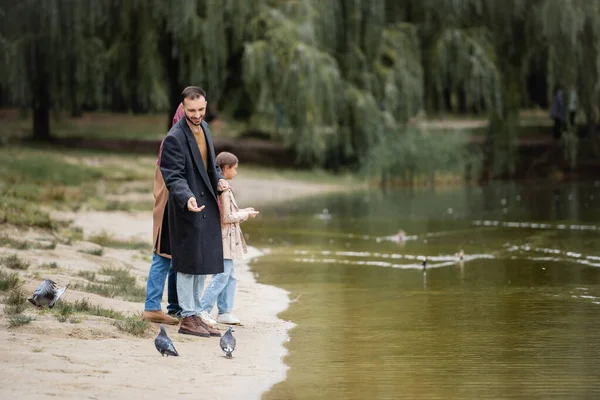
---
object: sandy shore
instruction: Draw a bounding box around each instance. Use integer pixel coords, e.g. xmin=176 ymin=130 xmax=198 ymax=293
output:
xmin=0 ymin=175 xmax=343 ymax=400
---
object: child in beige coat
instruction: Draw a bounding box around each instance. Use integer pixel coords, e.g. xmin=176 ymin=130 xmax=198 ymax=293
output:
xmin=200 ymin=152 xmax=259 ymax=325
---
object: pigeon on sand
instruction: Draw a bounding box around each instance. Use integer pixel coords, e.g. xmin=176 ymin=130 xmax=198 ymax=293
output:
xmin=220 ymin=326 xmax=236 ymax=358
xmin=28 ymin=279 xmax=68 ymax=308
xmin=155 ymin=324 xmax=179 ymax=357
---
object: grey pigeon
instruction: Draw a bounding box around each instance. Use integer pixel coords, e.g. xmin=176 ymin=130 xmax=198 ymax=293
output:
xmin=155 ymin=324 xmax=179 ymax=357
xmin=220 ymin=326 xmax=236 ymax=358
xmin=28 ymin=279 xmax=68 ymax=308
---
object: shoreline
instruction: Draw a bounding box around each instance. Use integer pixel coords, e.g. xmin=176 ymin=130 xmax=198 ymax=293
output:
xmin=0 ymin=172 xmax=343 ymax=399
xmin=0 ymin=242 xmax=294 ymax=400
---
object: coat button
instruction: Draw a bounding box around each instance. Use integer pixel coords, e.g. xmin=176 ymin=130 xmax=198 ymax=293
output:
xmin=203 ymin=214 xmax=207 ymax=219
xmin=200 ymin=192 xmax=205 ymax=197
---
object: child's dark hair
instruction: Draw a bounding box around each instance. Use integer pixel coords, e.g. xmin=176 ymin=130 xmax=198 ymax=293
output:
xmin=216 ymin=152 xmax=238 ymax=169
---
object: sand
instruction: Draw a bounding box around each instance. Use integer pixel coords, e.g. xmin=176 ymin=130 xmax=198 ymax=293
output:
xmin=0 ymin=175 xmax=344 ymax=400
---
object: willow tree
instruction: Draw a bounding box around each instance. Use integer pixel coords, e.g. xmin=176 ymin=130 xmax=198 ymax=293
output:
xmin=101 ymin=0 xmax=258 ymax=127
xmin=541 ymin=0 xmax=600 ymax=166
xmin=243 ymin=0 xmax=423 ymax=170
xmin=0 ymin=0 xmax=108 ymax=141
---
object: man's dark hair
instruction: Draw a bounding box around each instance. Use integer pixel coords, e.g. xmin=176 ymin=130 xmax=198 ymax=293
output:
xmin=181 ymin=86 xmax=207 ymax=103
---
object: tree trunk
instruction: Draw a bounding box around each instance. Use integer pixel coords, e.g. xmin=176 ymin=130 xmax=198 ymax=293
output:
xmin=31 ymin=38 xmax=52 ymax=142
xmin=159 ymin=29 xmax=181 ymax=130
xmin=33 ymin=97 xmax=51 ymax=142
xmin=457 ymin=86 xmax=468 ymax=114
xmin=443 ymin=87 xmax=452 ymax=112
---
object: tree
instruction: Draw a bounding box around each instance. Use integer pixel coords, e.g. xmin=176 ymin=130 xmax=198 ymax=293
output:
xmin=0 ymin=0 xmax=108 ymax=141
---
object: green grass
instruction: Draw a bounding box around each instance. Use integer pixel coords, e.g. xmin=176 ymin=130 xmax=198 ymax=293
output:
xmin=72 ymin=267 xmax=145 ymax=302
xmin=0 ymin=108 xmax=244 ymax=141
xmin=8 ymin=314 xmax=35 ymax=327
xmin=0 ymin=145 xmax=156 ymax=230
xmin=114 ymin=315 xmax=151 ymax=337
xmin=0 ymin=268 xmax=20 ymax=291
xmin=52 ymin=298 xmax=125 ymax=320
xmin=0 ymin=254 xmax=30 ymax=270
xmin=0 ymin=197 xmax=54 ymax=229
xmin=56 ymin=226 xmax=84 ymax=245
xmin=0 ymin=234 xmax=30 ymax=249
xmin=77 ymin=270 xmax=97 ymax=282
xmin=86 ymin=198 xmax=154 ymax=212
xmin=4 ymin=288 xmax=28 ymax=315
xmin=78 ymin=248 xmax=104 ymax=257
xmin=0 ymin=235 xmax=58 ymax=251
xmin=40 ymin=262 xmax=60 ymax=269
xmin=87 ymin=231 xmax=152 ymax=252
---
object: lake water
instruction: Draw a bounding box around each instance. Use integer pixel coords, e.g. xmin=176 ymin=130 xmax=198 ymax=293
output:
xmin=242 ymin=180 xmax=600 ymax=400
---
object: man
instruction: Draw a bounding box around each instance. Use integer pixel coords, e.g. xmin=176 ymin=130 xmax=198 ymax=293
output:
xmin=160 ymin=86 xmax=226 ymax=337
xmin=142 ymin=95 xmax=223 ymax=327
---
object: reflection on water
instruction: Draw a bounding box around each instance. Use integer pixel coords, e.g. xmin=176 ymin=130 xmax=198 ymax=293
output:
xmin=241 ymin=180 xmax=600 ymax=399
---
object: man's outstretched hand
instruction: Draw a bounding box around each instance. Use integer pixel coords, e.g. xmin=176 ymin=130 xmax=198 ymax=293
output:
xmin=187 ymin=197 xmax=206 ymax=212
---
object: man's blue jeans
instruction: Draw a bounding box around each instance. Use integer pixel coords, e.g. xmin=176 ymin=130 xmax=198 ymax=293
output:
xmin=200 ymin=259 xmax=236 ymax=315
xmin=144 ymin=253 xmax=181 ymax=314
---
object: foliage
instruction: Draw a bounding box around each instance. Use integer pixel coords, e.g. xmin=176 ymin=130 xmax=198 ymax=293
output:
xmin=1 ymin=0 xmax=600 ymax=177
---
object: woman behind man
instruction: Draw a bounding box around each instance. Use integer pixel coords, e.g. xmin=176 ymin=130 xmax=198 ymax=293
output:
xmin=200 ymin=152 xmax=259 ymax=325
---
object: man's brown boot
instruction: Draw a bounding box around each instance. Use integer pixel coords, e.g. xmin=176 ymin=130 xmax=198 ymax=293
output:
xmin=142 ymin=310 xmax=179 ymax=325
xmin=193 ymin=315 xmax=221 ymax=337
xmin=178 ymin=316 xmax=210 ymax=337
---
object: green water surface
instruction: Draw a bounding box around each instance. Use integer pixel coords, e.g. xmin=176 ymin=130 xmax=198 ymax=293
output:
xmin=242 ymin=180 xmax=600 ymax=400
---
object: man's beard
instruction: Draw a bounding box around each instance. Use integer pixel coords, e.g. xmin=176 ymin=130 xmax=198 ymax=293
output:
xmin=185 ymin=115 xmax=202 ymax=126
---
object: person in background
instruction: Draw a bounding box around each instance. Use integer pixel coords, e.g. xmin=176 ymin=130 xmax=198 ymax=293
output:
xmin=568 ymin=85 xmax=577 ymax=127
xmin=550 ymin=84 xmax=565 ymax=140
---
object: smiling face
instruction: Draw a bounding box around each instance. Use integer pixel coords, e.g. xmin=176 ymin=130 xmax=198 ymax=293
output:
xmin=223 ymin=163 xmax=238 ymax=180
xmin=183 ymin=96 xmax=207 ymax=126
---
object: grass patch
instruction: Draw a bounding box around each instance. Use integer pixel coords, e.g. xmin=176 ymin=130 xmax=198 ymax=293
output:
xmin=4 ymin=288 xmax=28 ymax=315
xmin=0 ymin=197 xmax=54 ymax=229
xmin=114 ymin=315 xmax=150 ymax=337
xmin=0 ymin=234 xmax=29 ymax=249
xmin=0 ymin=268 xmax=20 ymax=291
xmin=57 ymin=226 xmax=84 ymax=245
xmin=0 ymin=144 xmax=156 ymax=230
xmin=40 ymin=261 xmax=59 ymax=269
xmin=39 ymin=241 xmax=57 ymax=250
xmin=32 ymin=347 xmax=45 ymax=353
xmin=88 ymin=231 xmax=152 ymax=251
xmin=8 ymin=314 xmax=35 ymax=327
xmin=1 ymin=254 xmax=30 ymax=270
xmin=0 ymin=234 xmax=58 ymax=250
xmin=86 ymin=198 xmax=154 ymax=212
xmin=72 ymin=267 xmax=145 ymax=302
xmin=77 ymin=270 xmax=96 ymax=282
xmin=87 ymin=231 xmax=114 ymax=247
xmin=52 ymin=298 xmax=125 ymax=320
xmin=78 ymin=248 xmax=104 ymax=257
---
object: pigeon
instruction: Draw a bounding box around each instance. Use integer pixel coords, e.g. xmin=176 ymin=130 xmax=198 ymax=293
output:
xmin=28 ymin=279 xmax=68 ymax=308
xmin=155 ymin=324 xmax=179 ymax=357
xmin=220 ymin=326 xmax=236 ymax=358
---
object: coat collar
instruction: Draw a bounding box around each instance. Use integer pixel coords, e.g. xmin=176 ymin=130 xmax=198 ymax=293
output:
xmin=178 ymin=118 xmax=217 ymax=200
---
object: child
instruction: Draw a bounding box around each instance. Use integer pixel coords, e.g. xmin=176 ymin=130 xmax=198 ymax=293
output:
xmin=200 ymin=152 xmax=259 ymax=325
